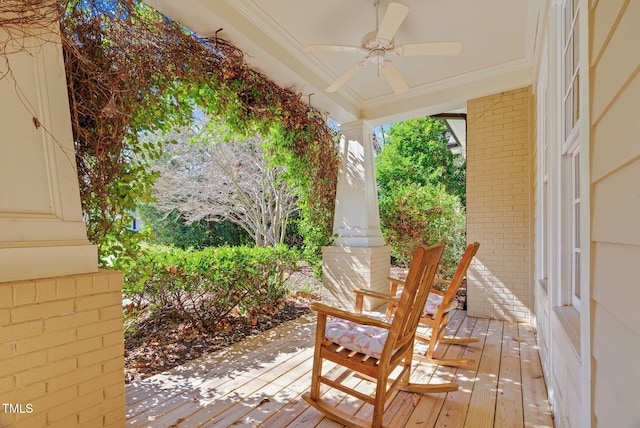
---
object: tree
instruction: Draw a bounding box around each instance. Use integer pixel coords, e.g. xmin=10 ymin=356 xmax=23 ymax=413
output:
xmin=151 ymin=124 xmax=299 ymax=247
xmin=138 ymin=205 xmax=252 ymax=249
xmin=375 ymin=116 xmax=467 ymax=276
xmin=376 ymin=117 xmax=466 ymax=205
xmin=379 ymin=183 xmax=466 ymax=277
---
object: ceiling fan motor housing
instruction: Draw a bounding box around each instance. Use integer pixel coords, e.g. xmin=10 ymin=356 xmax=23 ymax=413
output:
xmin=361 ymin=30 xmax=394 ymax=52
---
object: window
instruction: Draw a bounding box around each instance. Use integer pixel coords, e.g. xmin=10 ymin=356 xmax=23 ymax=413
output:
xmin=537 ymin=62 xmax=549 ymax=292
xmin=564 ymin=145 xmax=581 ymax=310
xmin=562 ymin=0 xmax=580 ymax=141
xmin=560 ymin=0 xmax=581 ymax=311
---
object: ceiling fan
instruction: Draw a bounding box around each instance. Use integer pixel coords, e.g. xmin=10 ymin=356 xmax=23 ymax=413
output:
xmin=304 ymin=1 xmax=462 ymax=94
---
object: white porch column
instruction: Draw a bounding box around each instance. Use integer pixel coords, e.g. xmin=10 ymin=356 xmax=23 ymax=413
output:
xmin=0 ymin=25 xmax=97 ymax=282
xmin=322 ymin=120 xmax=390 ymax=310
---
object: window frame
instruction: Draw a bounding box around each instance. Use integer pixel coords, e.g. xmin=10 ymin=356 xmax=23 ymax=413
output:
xmin=558 ymin=0 xmax=582 ymax=312
xmin=536 ymin=54 xmax=550 ymax=294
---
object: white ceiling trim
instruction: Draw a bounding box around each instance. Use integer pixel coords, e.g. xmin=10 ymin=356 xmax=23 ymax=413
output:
xmin=226 ymin=0 xmax=301 ymax=56
xmin=525 ymin=0 xmax=545 ymax=63
xmin=363 ymin=57 xmax=533 ymax=107
xmin=361 ymin=58 xmax=533 ymax=123
xmin=146 ymin=0 xmax=539 ymax=125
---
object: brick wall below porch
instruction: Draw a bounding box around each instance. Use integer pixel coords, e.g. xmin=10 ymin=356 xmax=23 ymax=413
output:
xmin=0 ymin=270 xmax=125 ymax=428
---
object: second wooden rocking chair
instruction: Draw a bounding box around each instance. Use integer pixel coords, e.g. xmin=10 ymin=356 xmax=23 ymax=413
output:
xmin=303 ymin=243 xmax=458 ymax=428
xmin=388 ymin=242 xmax=480 ymax=367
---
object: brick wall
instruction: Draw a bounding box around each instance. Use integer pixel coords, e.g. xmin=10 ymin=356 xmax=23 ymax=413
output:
xmin=466 ymin=87 xmax=533 ymax=323
xmin=0 ymin=271 xmax=125 ymax=428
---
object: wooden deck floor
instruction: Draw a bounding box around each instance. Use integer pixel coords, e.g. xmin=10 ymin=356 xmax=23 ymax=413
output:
xmin=126 ymin=310 xmax=554 ymax=427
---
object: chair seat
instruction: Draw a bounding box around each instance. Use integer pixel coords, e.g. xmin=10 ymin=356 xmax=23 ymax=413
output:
xmin=422 ymin=293 xmax=458 ymax=317
xmin=394 ymin=291 xmax=458 ymax=318
xmin=325 ymin=318 xmax=388 ymax=359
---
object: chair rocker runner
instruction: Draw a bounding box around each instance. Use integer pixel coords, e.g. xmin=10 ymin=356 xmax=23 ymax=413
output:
xmin=373 ymin=242 xmax=481 ymax=367
xmin=303 ymin=244 xmax=458 ymax=428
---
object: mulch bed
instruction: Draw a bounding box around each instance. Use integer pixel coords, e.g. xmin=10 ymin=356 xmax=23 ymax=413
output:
xmin=124 ymin=265 xmax=322 ymax=384
xmin=124 ymin=293 xmax=318 ymax=384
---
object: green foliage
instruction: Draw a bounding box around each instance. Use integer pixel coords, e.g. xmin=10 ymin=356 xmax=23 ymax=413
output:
xmin=282 ymin=211 xmax=305 ymax=249
xmin=123 ymin=245 xmax=299 ymax=328
xmin=375 ymin=116 xmax=467 ymax=276
xmin=376 ymin=117 xmax=466 ymax=205
xmin=62 ymin=0 xmax=338 ymax=269
xmin=266 ymin=123 xmax=340 ymax=267
xmin=379 ymin=183 xmax=466 ymax=277
xmin=81 ymin=142 xmax=163 ymax=269
xmin=138 ymin=205 xmax=252 ymax=250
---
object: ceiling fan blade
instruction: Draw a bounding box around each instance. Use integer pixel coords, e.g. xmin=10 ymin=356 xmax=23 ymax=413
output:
xmin=304 ymin=44 xmax=364 ymax=54
xmin=326 ymin=61 xmax=366 ymax=92
xmin=395 ymin=41 xmax=462 ymax=57
xmin=381 ymin=61 xmax=409 ymax=94
xmin=376 ymin=2 xmax=409 ymax=43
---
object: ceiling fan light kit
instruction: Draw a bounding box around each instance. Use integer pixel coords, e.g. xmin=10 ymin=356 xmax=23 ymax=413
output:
xmin=304 ymin=1 xmax=462 ymax=94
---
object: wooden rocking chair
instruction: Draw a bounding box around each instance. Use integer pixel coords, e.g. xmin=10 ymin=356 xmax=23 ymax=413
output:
xmin=303 ymin=244 xmax=458 ymax=428
xmin=386 ymin=242 xmax=480 ymax=367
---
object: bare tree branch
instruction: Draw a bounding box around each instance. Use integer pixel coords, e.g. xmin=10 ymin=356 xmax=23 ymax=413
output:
xmin=151 ymin=124 xmax=299 ymax=247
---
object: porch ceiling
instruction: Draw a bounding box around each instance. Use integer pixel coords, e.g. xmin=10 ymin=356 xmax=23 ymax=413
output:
xmin=144 ymin=0 xmax=542 ymax=126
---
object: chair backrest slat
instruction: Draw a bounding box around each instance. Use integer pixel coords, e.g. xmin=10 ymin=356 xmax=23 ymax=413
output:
xmin=441 ymin=242 xmax=480 ymax=308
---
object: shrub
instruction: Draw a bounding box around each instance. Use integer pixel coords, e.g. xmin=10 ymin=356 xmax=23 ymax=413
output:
xmin=379 ymin=183 xmax=466 ymax=277
xmin=138 ymin=205 xmax=252 ymax=249
xmin=123 ymin=245 xmax=299 ymax=328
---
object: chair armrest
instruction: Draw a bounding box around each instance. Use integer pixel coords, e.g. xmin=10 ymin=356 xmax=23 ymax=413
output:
xmin=353 ymin=287 xmax=400 ymax=313
xmin=352 ymin=288 xmax=399 ymax=303
xmin=433 ymin=277 xmax=451 ymax=286
xmin=432 ymin=277 xmax=451 ymax=293
xmin=388 ymin=277 xmax=406 ymax=298
xmin=310 ymin=302 xmax=391 ymax=330
xmin=388 ymin=277 xmax=406 ymax=287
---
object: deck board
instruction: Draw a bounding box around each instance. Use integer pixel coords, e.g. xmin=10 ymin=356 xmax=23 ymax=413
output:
xmin=495 ymin=321 xmax=524 ymax=428
xmin=430 ymin=316 xmax=489 ymax=428
xmin=519 ymin=323 xmax=554 ymax=428
xmin=464 ymin=318 xmax=503 ymax=428
xmin=126 ymin=310 xmax=554 ymax=428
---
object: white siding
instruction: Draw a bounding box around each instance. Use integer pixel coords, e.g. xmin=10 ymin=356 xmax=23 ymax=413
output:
xmin=590 ymin=0 xmax=640 ymax=426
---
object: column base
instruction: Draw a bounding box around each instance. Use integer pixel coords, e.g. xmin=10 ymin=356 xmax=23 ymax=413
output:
xmin=321 ymin=245 xmax=391 ymax=311
xmin=0 ymin=242 xmax=98 ymax=283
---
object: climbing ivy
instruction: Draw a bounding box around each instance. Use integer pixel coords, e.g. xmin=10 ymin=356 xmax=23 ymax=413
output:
xmin=56 ymin=0 xmax=338 ymax=267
